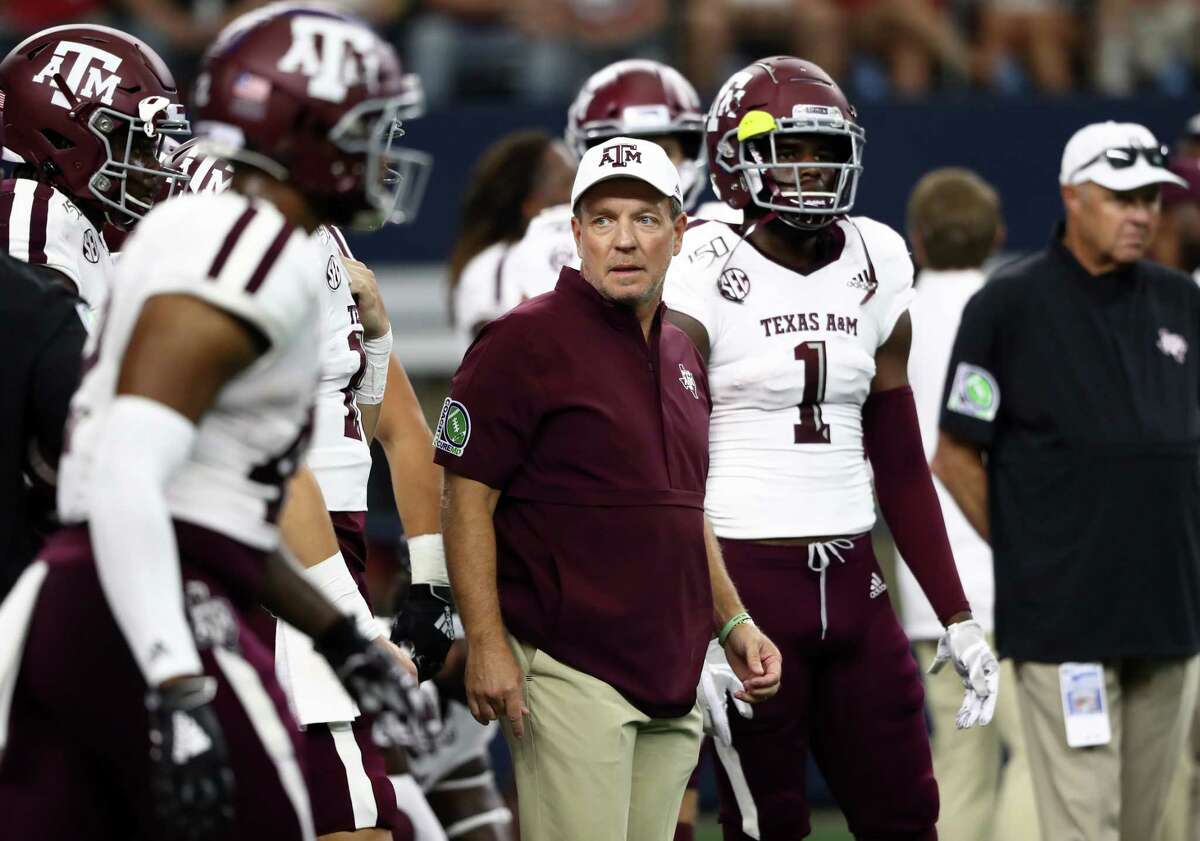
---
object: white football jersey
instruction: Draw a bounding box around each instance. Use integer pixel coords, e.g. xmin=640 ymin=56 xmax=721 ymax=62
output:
xmin=0 ymin=178 xmax=114 ymax=323
xmin=58 ymin=192 xmax=323 ymax=550
xmin=305 ymin=225 xmax=373 ymax=513
xmin=452 ymin=240 xmax=511 ymax=353
xmin=664 ymin=216 xmax=914 ymax=539
xmin=498 ymin=203 xmax=578 ymax=305
xmin=897 ymin=267 xmax=994 ymax=639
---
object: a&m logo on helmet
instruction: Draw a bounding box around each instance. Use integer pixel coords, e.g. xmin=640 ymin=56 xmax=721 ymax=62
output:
xmin=598 ymin=143 xmax=642 ymax=169
xmin=277 ymin=15 xmax=381 ymax=103
xmin=31 ymin=40 xmax=123 ymax=109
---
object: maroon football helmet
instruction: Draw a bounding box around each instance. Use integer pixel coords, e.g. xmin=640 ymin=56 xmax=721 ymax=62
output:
xmin=0 ymin=25 xmax=190 ymax=228
xmin=566 ymin=59 xmax=706 ymax=210
xmin=163 ymin=137 xmax=234 ymax=197
xmin=707 ymin=57 xmax=865 ymax=229
xmin=193 ymin=3 xmax=430 ymax=229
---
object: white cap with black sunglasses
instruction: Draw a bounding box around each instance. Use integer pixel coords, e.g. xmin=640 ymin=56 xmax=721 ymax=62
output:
xmin=1060 ymin=121 xmax=1187 ymax=192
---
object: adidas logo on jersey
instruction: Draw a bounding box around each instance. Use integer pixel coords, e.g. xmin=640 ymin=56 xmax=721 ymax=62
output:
xmin=869 ymin=572 xmax=887 ymax=599
xmin=847 ymin=269 xmax=871 ymax=291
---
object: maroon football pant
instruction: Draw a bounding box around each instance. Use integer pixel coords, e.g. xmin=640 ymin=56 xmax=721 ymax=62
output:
xmin=303 ymin=716 xmax=412 ymax=838
xmin=714 ymin=537 xmax=938 ymax=841
xmin=248 ymin=511 xmax=413 ymax=839
xmin=0 ymin=526 xmax=313 ymax=841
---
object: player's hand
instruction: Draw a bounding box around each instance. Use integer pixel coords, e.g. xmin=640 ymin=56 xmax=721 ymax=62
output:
xmin=145 ymin=675 xmax=235 ymax=841
xmin=345 ymin=258 xmax=390 ymax=340
xmin=723 ymin=621 xmax=782 ymax=703
xmin=928 ymin=619 xmax=999 ymax=728
xmin=697 ymin=639 xmax=753 ymax=747
xmin=391 ymin=583 xmax=455 ymax=682
xmin=382 ymin=638 xmax=419 ymax=679
xmin=465 ymin=635 xmax=528 ymax=739
xmin=313 ymin=615 xmax=442 ymax=753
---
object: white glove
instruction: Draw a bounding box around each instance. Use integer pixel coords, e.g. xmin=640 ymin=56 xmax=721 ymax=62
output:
xmin=697 ymin=639 xmax=753 ymax=747
xmin=928 ymin=619 xmax=999 ymax=729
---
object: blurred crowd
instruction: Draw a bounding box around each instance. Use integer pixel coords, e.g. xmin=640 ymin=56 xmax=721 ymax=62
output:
xmin=3 ymin=0 xmax=1199 ymax=105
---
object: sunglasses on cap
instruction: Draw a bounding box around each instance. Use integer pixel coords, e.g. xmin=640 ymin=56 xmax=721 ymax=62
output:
xmin=1072 ymin=144 xmax=1169 ymax=179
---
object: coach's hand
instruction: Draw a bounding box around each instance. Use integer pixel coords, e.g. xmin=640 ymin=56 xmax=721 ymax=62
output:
xmin=466 ymin=635 xmax=529 ymax=738
xmin=929 ymin=618 xmax=999 ymax=728
xmin=146 ymin=675 xmax=235 ymax=841
xmin=723 ymin=621 xmax=782 ymax=703
xmin=314 ymin=615 xmax=442 ymax=753
xmin=392 ymin=583 xmax=456 ymax=682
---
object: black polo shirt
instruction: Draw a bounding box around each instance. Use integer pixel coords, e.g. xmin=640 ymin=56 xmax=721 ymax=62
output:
xmin=434 ymin=266 xmax=713 ymax=718
xmin=940 ymin=226 xmax=1200 ymax=662
xmin=0 ymin=252 xmax=85 ymax=598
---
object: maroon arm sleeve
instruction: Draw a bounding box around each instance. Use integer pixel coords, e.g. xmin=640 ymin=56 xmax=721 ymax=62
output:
xmin=863 ymin=385 xmax=970 ymax=625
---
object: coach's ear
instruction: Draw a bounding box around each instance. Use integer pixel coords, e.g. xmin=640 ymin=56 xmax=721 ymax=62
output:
xmin=571 ymin=210 xmax=583 ymax=260
xmin=672 ymin=210 xmax=687 ymax=257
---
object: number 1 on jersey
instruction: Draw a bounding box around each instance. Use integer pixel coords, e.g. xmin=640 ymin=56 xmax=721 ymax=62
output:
xmin=794 ymin=341 xmax=830 ymax=444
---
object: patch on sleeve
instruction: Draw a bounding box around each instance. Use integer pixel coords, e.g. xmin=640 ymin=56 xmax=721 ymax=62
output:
xmin=434 ymin=398 xmax=472 ymax=457
xmin=946 ymin=363 xmax=1000 ymax=422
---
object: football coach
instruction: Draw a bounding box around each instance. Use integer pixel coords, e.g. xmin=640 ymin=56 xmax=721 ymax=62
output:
xmin=934 ymin=122 xmax=1200 ymax=841
xmin=436 ymin=136 xmax=782 ymax=841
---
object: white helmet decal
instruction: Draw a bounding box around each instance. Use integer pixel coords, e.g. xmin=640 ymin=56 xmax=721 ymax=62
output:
xmin=32 ymin=40 xmax=123 ymax=109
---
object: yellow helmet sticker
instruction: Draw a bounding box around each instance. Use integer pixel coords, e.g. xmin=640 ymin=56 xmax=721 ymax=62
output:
xmin=737 ymin=110 xmax=778 ymax=142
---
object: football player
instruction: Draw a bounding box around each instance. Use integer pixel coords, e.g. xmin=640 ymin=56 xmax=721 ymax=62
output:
xmin=449 ymin=130 xmax=574 ymax=348
xmin=0 ymin=6 xmax=438 ymax=841
xmin=662 ymin=57 xmax=1000 ymax=841
xmin=496 ymin=58 xmax=731 ymax=312
xmin=379 ymin=287 xmax=515 ymax=840
xmin=0 ymin=24 xmax=189 ymax=319
xmin=165 ymin=123 xmax=442 ymax=841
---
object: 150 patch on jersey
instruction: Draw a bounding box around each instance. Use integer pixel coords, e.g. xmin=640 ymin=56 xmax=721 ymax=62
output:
xmin=947 ymin=363 xmax=999 ymax=422
xmin=435 ymin=398 xmax=471 ymax=457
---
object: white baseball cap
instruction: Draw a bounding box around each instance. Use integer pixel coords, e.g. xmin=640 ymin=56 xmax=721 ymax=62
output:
xmin=571 ymin=136 xmax=683 ymax=210
xmin=1059 ymin=121 xmax=1186 ymax=191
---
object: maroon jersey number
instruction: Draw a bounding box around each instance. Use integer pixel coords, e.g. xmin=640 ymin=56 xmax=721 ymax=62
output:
xmin=341 ymin=305 xmax=366 ymax=440
xmin=794 ymin=340 xmax=831 ymax=444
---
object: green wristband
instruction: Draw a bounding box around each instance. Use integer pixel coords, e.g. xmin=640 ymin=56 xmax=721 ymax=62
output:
xmin=718 ymin=611 xmax=752 ymax=647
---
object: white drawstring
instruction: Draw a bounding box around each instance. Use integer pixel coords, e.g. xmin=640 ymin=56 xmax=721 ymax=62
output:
xmin=807 ymin=538 xmax=855 ymax=640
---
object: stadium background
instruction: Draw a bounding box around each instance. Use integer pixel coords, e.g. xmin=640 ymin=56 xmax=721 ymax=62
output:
xmin=5 ymin=0 xmax=1198 ymax=836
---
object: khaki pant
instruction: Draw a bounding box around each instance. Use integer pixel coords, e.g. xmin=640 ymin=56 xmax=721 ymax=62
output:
xmin=1015 ymin=656 xmax=1200 ymax=841
xmin=1158 ymin=697 xmax=1200 ymax=841
xmin=502 ymin=637 xmax=703 ymax=841
xmin=914 ymin=640 xmax=1040 ymax=841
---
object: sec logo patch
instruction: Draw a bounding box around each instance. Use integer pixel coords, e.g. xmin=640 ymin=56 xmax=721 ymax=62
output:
xmin=327 ymin=254 xmax=345 ymax=290
xmin=718 ymin=267 xmax=750 ymax=303
xmin=82 ymin=228 xmax=101 ymax=264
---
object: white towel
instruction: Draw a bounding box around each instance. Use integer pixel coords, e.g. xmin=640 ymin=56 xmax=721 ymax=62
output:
xmin=274 ymin=618 xmax=359 ymax=726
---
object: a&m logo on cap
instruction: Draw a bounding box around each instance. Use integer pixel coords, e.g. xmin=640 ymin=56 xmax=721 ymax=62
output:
xmin=598 ymin=143 xmax=642 ymax=168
